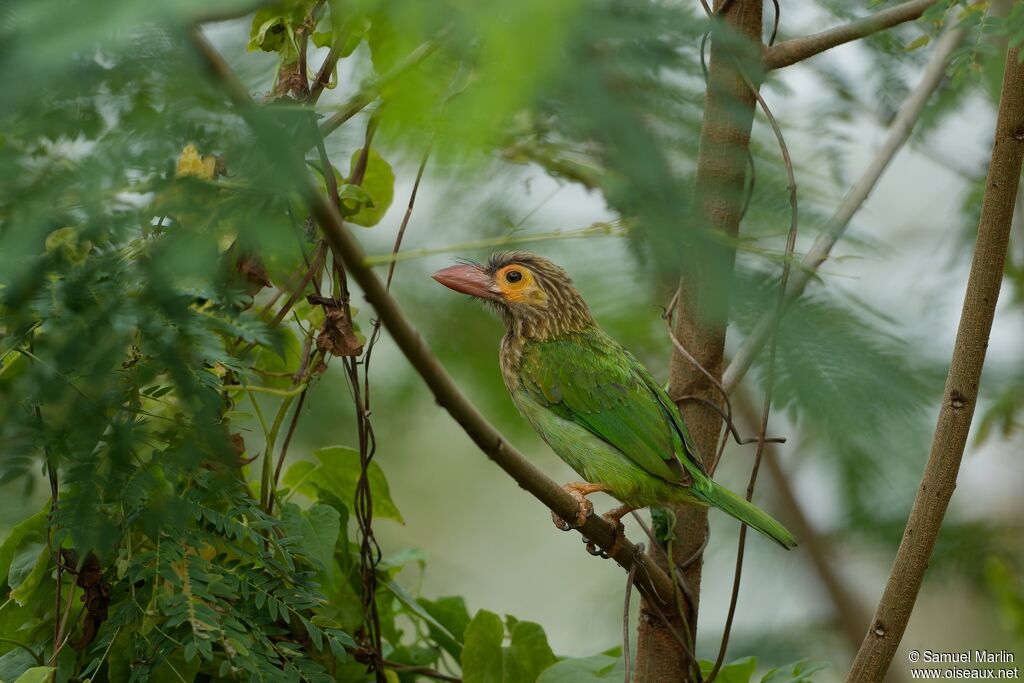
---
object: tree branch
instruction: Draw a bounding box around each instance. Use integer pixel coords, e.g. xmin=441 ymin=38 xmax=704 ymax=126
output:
xmin=188 ymin=28 xmax=681 ymax=617
xmin=638 ymin=0 xmax=764 ymax=679
xmin=723 ymin=24 xmax=965 ymax=394
xmin=847 ymin=44 xmax=1024 ymax=682
xmin=763 ymin=0 xmax=937 ymax=71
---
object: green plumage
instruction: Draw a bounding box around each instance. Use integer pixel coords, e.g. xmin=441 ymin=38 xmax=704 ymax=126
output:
xmin=433 ymin=251 xmax=796 ymax=549
xmin=513 ymin=329 xmax=796 ymax=549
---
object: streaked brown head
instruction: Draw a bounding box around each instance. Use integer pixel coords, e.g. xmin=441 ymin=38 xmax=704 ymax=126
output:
xmin=432 ymin=251 xmax=594 ymax=340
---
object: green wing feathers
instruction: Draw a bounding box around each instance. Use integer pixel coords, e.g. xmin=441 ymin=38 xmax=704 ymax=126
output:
xmin=518 ymin=330 xmax=701 ymax=481
xmin=518 ymin=329 xmax=797 ymax=550
xmin=696 ymin=481 xmax=798 ymax=549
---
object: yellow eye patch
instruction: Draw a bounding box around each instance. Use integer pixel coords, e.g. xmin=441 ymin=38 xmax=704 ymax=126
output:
xmin=496 ymin=265 xmax=545 ymax=304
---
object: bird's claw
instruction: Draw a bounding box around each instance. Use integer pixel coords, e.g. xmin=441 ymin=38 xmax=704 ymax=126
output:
xmin=582 ymin=514 xmax=627 ymax=560
xmin=584 ymin=537 xmax=610 ymax=559
xmin=550 ymin=490 xmax=594 ymax=531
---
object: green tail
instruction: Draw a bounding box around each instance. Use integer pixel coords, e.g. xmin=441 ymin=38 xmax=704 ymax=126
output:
xmin=698 ymin=481 xmax=797 ymax=549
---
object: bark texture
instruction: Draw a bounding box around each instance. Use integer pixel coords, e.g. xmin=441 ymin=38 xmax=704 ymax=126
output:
xmin=633 ymin=2 xmax=762 ymax=680
xmin=847 ymin=45 xmax=1024 ymax=682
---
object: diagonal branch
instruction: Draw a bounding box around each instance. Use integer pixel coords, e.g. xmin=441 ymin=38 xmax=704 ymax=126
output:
xmin=847 ymin=43 xmax=1024 ymax=682
xmin=764 ymin=0 xmax=937 ymax=71
xmin=188 ymin=28 xmax=681 ymax=616
xmin=723 ymin=24 xmax=965 ymax=394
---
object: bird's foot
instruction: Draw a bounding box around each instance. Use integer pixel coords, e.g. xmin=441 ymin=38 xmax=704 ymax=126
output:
xmin=583 ymin=508 xmax=631 ymax=559
xmin=551 ymin=493 xmax=593 ymax=531
xmin=550 ymin=482 xmax=603 ymax=531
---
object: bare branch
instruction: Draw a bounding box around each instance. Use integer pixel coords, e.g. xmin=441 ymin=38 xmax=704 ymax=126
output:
xmin=848 ymin=44 xmax=1024 ymax=682
xmin=764 ymin=0 xmax=938 ymax=71
xmin=723 ymin=25 xmax=965 ymax=394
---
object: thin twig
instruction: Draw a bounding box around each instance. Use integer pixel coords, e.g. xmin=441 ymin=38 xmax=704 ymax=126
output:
xmin=385 ymin=144 xmax=432 ymax=289
xmin=623 ymin=545 xmax=642 ymax=683
xmin=736 ymin=392 xmax=870 ymax=652
xmin=364 ymin=220 xmax=630 ymax=266
xmin=674 ymin=395 xmax=785 ymax=446
xmin=309 ymin=47 xmax=339 ymax=102
xmin=31 ymin=332 xmax=63 ymax=659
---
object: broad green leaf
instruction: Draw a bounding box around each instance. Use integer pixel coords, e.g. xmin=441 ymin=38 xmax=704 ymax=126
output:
xmin=700 ymin=657 xmax=758 ymax=683
xmin=281 ymin=502 xmax=341 ymax=575
xmin=338 ymin=183 xmax=374 ymax=206
xmin=0 ymin=509 xmax=47 ymax=585
xmin=13 ymin=666 xmax=55 ymax=683
xmin=8 ymin=543 xmax=49 ymax=606
xmin=461 ymin=610 xmax=504 ymax=683
xmin=312 ymin=31 xmax=334 ymax=48
xmin=308 ymin=446 xmax=403 ymax=522
xmin=379 ymin=547 xmax=427 ymax=572
xmin=249 ymin=6 xmax=307 ymax=53
xmin=459 ymin=610 xmax=554 ymax=683
xmin=283 ymin=460 xmax=319 ymax=499
xmin=0 ymin=649 xmax=38 ymax=683
xmin=344 ymin=149 xmax=394 ymax=227
xmin=384 ymin=579 xmax=462 ymax=645
xmin=504 ymin=620 xmax=555 ymax=683
xmin=537 ymin=653 xmax=625 ymax=682
xmin=760 ymin=659 xmax=829 ymax=683
xmin=419 ymin=595 xmax=471 ymax=660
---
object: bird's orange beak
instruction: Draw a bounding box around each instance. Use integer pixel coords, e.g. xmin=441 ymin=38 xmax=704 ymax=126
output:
xmin=432 ymin=264 xmax=501 ymax=301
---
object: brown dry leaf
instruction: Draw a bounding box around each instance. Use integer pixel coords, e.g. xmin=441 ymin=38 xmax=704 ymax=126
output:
xmin=60 ymin=550 xmax=109 ymax=650
xmin=315 ymin=307 xmax=364 ymax=357
xmin=236 ymin=251 xmax=272 ymax=290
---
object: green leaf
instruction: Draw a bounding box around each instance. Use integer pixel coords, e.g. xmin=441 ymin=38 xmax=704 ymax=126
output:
xmin=379 ymin=547 xmax=427 ymax=572
xmin=700 ymin=657 xmax=758 ymax=683
xmin=302 ymin=446 xmax=403 ymax=522
xmin=905 ymin=34 xmax=931 ymax=52
xmin=248 ymin=5 xmax=310 ymax=53
xmin=537 ymin=653 xmax=625 ymax=682
xmin=312 ymin=31 xmax=334 ymax=48
xmin=8 ymin=543 xmax=49 ymax=606
xmin=0 ymin=509 xmax=47 ymax=586
xmin=338 ymin=183 xmax=374 ymax=206
xmin=0 ymin=649 xmax=39 ymax=683
xmin=419 ymin=596 xmax=471 ymax=660
xmin=280 ymin=502 xmax=341 ymax=575
xmin=504 ymin=620 xmax=555 ymax=683
xmin=760 ymin=659 xmax=829 ymax=683
xmin=13 ymin=666 xmax=55 ymax=683
xmin=344 ymin=149 xmax=394 ymax=227
xmin=459 ymin=610 xmax=555 ymax=683
xmin=461 ymin=610 xmax=504 ymax=683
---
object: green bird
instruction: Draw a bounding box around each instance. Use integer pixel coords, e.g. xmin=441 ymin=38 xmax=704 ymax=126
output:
xmin=433 ymin=252 xmax=796 ymax=551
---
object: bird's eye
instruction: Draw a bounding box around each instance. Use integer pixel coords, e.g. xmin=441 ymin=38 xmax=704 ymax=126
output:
xmin=505 ymin=270 xmax=523 ymax=283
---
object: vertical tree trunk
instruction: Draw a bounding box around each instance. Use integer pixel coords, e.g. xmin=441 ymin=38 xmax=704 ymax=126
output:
xmin=634 ymin=2 xmax=763 ymax=680
xmin=846 ymin=44 xmax=1024 ymax=683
